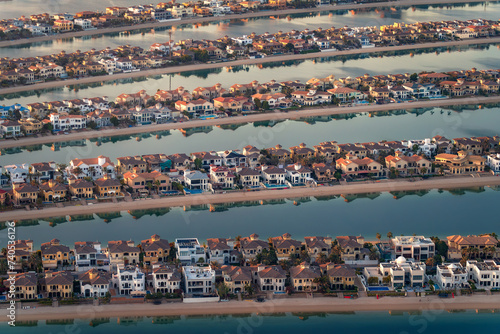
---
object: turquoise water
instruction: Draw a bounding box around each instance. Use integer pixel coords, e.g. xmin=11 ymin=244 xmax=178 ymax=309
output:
xmin=0 ymin=2 xmax=497 ymax=58
xmin=2 ymin=43 xmax=498 ymax=106
xmin=1 ymin=311 xmax=500 ymax=333
xmin=2 ymin=188 xmax=500 ymax=249
xmin=1 ymin=104 xmax=498 ymax=165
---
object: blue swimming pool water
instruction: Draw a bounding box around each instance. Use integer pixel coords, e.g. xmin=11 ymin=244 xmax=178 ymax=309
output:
xmin=264 ymin=184 xmax=288 ymax=189
xmin=198 ymin=115 xmax=218 ymax=120
xmin=367 ymin=287 xmax=390 ymax=291
xmin=185 ymin=189 xmax=204 ymax=194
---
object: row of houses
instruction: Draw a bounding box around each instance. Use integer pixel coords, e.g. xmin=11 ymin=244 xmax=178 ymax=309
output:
xmin=2 ymin=134 xmax=499 ymax=205
xmin=2 ymin=66 xmax=499 ymax=139
xmin=8 ymin=1 xmax=495 ymax=39
xmin=6 ymin=232 xmax=499 ymax=301
xmin=1 ymin=2 xmax=241 ymax=39
xmin=2 ymin=16 xmax=500 ymax=85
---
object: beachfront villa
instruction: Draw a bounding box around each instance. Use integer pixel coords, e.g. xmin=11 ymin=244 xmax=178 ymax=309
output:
xmin=434 ymin=151 xmax=485 ymax=174
xmin=486 ymin=153 xmax=500 ymax=174
xmin=41 ymin=239 xmax=72 ymax=270
xmin=209 ymin=165 xmax=235 ymax=189
xmin=79 ymin=269 xmax=112 ymax=298
xmin=68 ymin=177 xmax=94 ymax=199
xmin=252 ymin=265 xmax=287 ymax=292
xmin=260 ymin=165 xmax=287 ymax=185
xmin=182 ymin=265 xmax=217 ymax=298
xmin=94 ymin=176 xmax=123 ymax=198
xmin=207 ymin=238 xmax=239 ymax=265
xmin=140 ymin=234 xmax=171 ymax=265
xmin=151 ymin=264 xmax=182 ymax=294
xmin=30 ymin=162 xmax=57 ymax=182
xmin=236 ymin=167 xmax=261 ymax=187
xmin=107 ymin=240 xmax=141 ymax=269
xmin=446 ymin=235 xmax=500 ymax=260
xmin=385 ymin=152 xmax=432 ymax=175
xmin=221 ymin=265 xmax=252 ymax=293
xmin=12 ymin=182 xmax=39 ymax=205
xmin=436 ymin=263 xmax=468 ymax=289
xmin=336 ymin=236 xmax=369 ymax=263
xmin=9 ymin=240 xmax=34 ymax=271
xmin=183 ymin=170 xmax=210 ymax=191
xmin=335 ymin=155 xmax=383 ymax=178
xmin=321 ymin=263 xmax=357 ymax=291
xmin=175 ymin=238 xmax=206 ymax=264
xmin=39 ymin=179 xmax=67 ymax=202
xmin=466 ymin=260 xmax=500 ymax=289
xmin=305 ymin=236 xmax=332 ymax=261
xmin=5 ymin=273 xmax=38 ymax=300
xmin=290 ymin=263 xmax=321 ymax=292
xmin=114 ymin=265 xmax=146 ymax=296
xmin=271 ymin=233 xmax=302 ymax=260
xmin=74 ymin=241 xmax=110 ymax=272
xmin=4 ymin=164 xmax=29 ymax=183
xmin=379 ymin=257 xmax=426 ymax=289
xmin=116 ymin=156 xmax=148 ymax=174
xmin=240 ymin=234 xmax=270 ymax=260
xmin=39 ymin=271 xmax=73 ymax=298
xmin=392 ymin=236 xmax=435 ymax=262
xmin=68 ymin=155 xmax=116 ymax=180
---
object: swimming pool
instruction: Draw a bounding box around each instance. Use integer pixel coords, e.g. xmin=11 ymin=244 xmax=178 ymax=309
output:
xmin=264 ymin=184 xmax=288 ymax=189
xmin=367 ymin=287 xmax=390 ymax=291
xmin=185 ymin=189 xmax=204 ymax=194
xmin=198 ymin=115 xmax=218 ymax=120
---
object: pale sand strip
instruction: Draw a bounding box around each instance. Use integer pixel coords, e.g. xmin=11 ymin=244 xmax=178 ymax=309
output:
xmin=0 ymin=0 xmax=493 ymax=48
xmin=1 ymin=175 xmax=500 ymax=222
xmin=1 ymin=95 xmax=499 ymax=150
xmin=1 ymin=36 xmax=499 ymax=95
xmin=1 ymin=294 xmax=499 ymax=322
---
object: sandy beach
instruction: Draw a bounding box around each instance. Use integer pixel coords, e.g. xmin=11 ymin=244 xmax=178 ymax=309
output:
xmin=1 ymin=294 xmax=499 ymax=322
xmin=1 ymin=36 xmax=500 ymax=95
xmin=2 ymin=95 xmax=499 ymax=150
xmin=0 ymin=0 xmax=492 ymax=48
xmin=1 ymin=174 xmax=499 ymax=222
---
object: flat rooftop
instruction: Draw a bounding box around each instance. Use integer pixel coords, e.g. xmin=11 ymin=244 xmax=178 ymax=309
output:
xmin=184 ymin=266 xmax=214 ymax=280
xmin=175 ymin=238 xmax=200 ymax=248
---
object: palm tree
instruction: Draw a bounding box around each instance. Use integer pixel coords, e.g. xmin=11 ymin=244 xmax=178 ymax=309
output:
xmin=74 ymin=167 xmax=83 ymax=176
xmin=316 ymin=252 xmax=328 ymax=264
xmin=57 ymin=163 xmax=67 ymax=173
xmin=387 ymin=232 xmax=393 ymax=240
xmin=153 ymin=180 xmax=161 ymax=194
xmin=235 ymin=235 xmax=242 ymax=249
xmin=485 ymin=246 xmax=496 ymax=259
xmin=376 ymin=233 xmax=381 ymax=243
